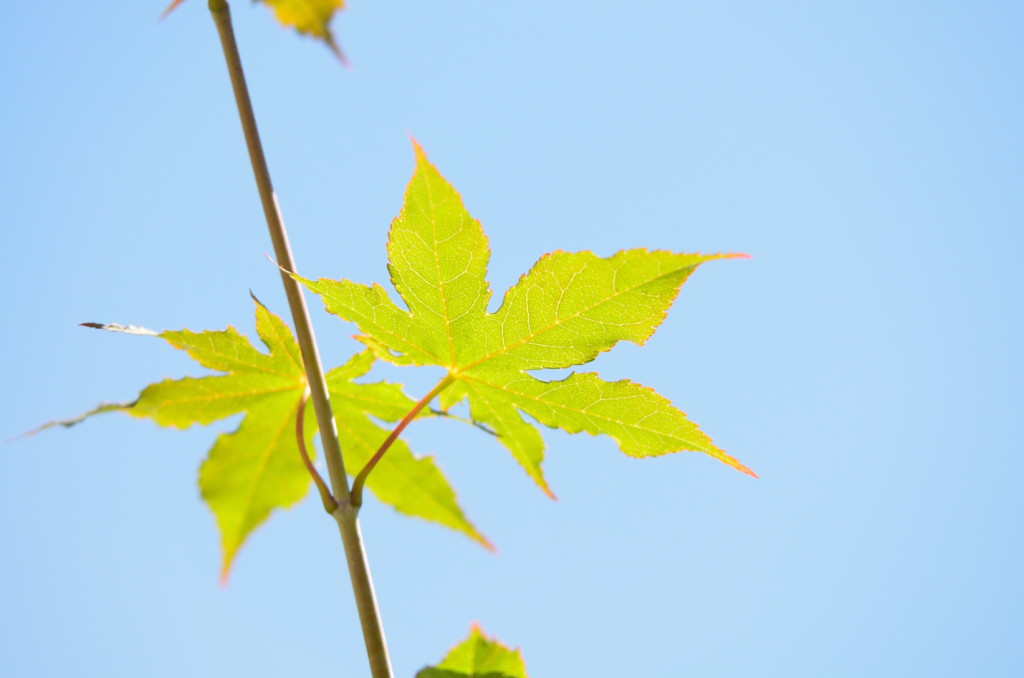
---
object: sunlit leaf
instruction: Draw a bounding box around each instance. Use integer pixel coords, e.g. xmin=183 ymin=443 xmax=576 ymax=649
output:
xmin=298 ymin=141 xmax=755 ymax=496
xmin=36 ymin=297 xmax=486 ymax=577
xmin=163 ymin=0 xmax=347 ymax=61
xmin=417 ymin=625 xmax=528 ymax=678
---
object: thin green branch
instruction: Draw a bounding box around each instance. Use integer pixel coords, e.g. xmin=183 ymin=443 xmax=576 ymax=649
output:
xmin=207 ymin=3 xmax=392 ymax=676
xmin=351 ymin=375 xmax=455 ymax=509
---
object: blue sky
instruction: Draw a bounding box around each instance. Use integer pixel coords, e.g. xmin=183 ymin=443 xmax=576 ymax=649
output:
xmin=2 ymin=1 xmax=1022 ymax=676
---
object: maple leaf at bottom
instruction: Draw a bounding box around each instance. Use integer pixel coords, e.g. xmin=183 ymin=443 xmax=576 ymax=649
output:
xmin=417 ymin=625 xmax=528 ymax=678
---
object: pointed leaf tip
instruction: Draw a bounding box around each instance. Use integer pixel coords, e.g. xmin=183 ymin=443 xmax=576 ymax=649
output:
xmin=325 ymin=35 xmax=350 ymax=67
xmin=81 ymin=322 xmax=159 ymax=336
xmin=10 ymin=401 xmax=133 ymax=442
xmin=738 ymin=463 xmax=758 ymax=478
xmin=249 ymin=289 xmax=267 ymax=308
xmin=219 ymin=558 xmax=233 ymax=587
xmin=409 ymin=134 xmax=425 ymax=155
xmin=159 ymin=0 xmax=187 ymax=21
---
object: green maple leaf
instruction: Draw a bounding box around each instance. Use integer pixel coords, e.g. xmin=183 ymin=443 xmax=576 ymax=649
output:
xmin=417 ymin=625 xmax=528 ymax=678
xmin=296 ymin=142 xmax=756 ymax=496
xmin=163 ymin=0 xmax=348 ymax=62
xmin=38 ymin=297 xmax=487 ymax=578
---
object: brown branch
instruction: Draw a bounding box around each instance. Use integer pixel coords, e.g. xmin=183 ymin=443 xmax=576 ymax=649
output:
xmin=208 ymin=3 xmax=393 ymax=676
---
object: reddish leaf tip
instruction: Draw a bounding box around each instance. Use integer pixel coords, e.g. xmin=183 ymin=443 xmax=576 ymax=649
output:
xmin=219 ymin=560 xmax=233 ymax=587
xmin=715 ymin=448 xmax=758 ymax=478
xmin=159 ymin=0 xmax=187 ymax=21
xmin=408 ymin=134 xmax=426 ymax=159
xmin=734 ymin=461 xmax=758 ymax=478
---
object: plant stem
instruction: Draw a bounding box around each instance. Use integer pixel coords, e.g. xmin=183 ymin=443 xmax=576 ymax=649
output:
xmin=296 ymin=388 xmax=339 ymax=514
xmin=351 ymin=375 xmax=455 ymax=508
xmin=207 ymin=2 xmax=392 ymax=676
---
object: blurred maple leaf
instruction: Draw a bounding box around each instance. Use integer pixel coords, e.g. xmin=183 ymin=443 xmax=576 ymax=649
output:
xmin=163 ymin=0 xmax=348 ymax=63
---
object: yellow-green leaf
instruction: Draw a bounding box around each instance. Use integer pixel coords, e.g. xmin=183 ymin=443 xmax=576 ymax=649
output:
xmin=199 ymin=390 xmax=311 ymax=579
xmin=298 ymin=141 xmax=755 ymax=495
xmin=416 ymin=625 xmax=528 ymax=678
xmin=261 ymin=0 xmax=343 ymax=41
xmin=135 ymin=299 xmax=311 ymax=576
xmin=131 ymin=305 xmax=305 ymax=429
xmin=38 ymin=297 xmax=487 ymax=577
xmin=163 ymin=0 xmax=347 ymax=60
